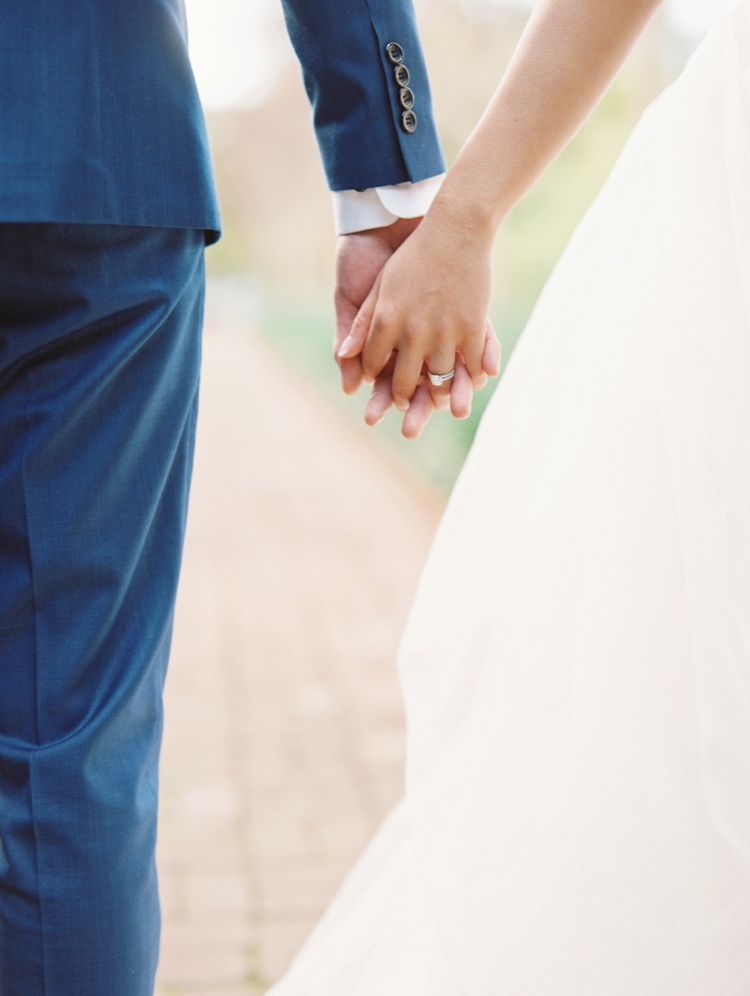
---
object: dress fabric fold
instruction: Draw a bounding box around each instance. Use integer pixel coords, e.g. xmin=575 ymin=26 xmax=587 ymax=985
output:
xmin=269 ymin=4 xmax=750 ymax=993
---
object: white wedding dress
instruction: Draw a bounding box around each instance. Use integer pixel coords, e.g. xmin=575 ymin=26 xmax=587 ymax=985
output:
xmin=270 ymin=5 xmax=750 ymax=993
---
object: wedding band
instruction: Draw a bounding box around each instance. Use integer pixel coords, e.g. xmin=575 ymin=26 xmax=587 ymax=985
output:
xmin=427 ymin=368 xmax=456 ymax=387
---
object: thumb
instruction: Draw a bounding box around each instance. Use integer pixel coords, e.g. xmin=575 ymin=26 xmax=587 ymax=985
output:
xmin=338 ymin=270 xmax=383 ymax=359
xmin=333 ymin=290 xmax=358 ymax=356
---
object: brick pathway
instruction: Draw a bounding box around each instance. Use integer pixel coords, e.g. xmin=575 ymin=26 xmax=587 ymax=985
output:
xmin=154 ymin=320 xmax=442 ymax=995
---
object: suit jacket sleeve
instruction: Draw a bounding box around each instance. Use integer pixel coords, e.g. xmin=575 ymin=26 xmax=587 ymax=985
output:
xmin=279 ymin=0 xmax=446 ymax=192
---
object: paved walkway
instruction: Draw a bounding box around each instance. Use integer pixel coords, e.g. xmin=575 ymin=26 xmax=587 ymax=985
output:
xmin=154 ymin=319 xmax=443 ymax=995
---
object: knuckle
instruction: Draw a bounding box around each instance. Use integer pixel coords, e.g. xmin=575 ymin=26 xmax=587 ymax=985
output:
xmin=400 ymin=325 xmax=423 ymax=351
xmin=351 ymin=309 xmax=368 ymax=334
xmin=376 ymin=304 xmax=396 ymax=328
xmin=369 ymin=310 xmax=394 ymax=342
xmin=369 ymin=310 xmax=385 ymax=333
xmin=360 ymin=353 xmax=379 ymax=380
xmin=392 ymin=382 xmax=414 ymax=403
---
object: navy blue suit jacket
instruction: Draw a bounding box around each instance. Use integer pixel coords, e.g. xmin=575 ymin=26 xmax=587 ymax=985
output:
xmin=0 ymin=0 xmax=444 ymax=244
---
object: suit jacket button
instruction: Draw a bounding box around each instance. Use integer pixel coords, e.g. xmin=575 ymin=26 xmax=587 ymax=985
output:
xmin=401 ymin=109 xmax=417 ymax=133
xmin=394 ymin=64 xmax=410 ymax=87
xmin=385 ymin=42 xmax=405 ymax=65
xmin=399 ymin=87 xmax=415 ymax=110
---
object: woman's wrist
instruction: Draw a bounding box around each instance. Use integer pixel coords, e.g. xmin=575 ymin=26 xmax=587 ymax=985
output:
xmin=429 ymin=138 xmax=522 ymax=248
xmin=426 ymin=180 xmax=499 ymax=256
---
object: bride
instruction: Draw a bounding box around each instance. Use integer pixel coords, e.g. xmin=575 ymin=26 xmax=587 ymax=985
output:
xmin=273 ymin=0 xmax=750 ymax=991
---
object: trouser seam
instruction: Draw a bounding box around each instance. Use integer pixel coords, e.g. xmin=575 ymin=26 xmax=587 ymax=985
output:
xmin=20 ymin=397 xmax=48 ymax=996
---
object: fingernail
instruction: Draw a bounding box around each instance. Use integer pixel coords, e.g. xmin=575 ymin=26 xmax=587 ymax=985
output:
xmin=337 ymin=336 xmax=354 ymax=358
xmin=435 ymin=395 xmax=450 ymax=411
xmin=362 ymin=375 xmax=375 ymax=385
xmin=394 ymin=398 xmax=410 ymax=412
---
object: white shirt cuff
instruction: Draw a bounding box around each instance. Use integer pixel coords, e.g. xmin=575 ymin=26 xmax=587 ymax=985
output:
xmin=332 ymin=173 xmax=445 ymax=235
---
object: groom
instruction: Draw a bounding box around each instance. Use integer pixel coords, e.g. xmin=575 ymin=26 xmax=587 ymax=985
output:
xmin=0 ymin=1 xmax=444 ymax=994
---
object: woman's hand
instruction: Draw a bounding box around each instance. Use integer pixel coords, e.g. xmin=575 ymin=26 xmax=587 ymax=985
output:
xmin=338 ymin=194 xmax=501 ymax=422
xmin=360 ymin=320 xmax=499 ymax=437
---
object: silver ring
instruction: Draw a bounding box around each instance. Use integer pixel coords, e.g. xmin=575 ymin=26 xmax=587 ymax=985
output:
xmin=427 ymin=368 xmax=456 ymax=387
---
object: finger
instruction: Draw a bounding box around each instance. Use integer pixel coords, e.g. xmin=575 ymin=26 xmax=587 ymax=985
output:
xmin=338 ymin=271 xmax=382 ymax=360
xmin=450 ymin=356 xmax=473 ymax=420
xmin=333 ymin=293 xmax=365 ymax=394
xmin=333 ymin=290 xmax=356 ymax=355
xmin=391 ymin=345 xmax=425 ymax=413
xmin=472 ymin=361 xmax=488 ymax=391
xmin=339 ymin=355 xmax=364 ymax=395
xmin=360 ymin=310 xmax=402 ymax=384
xmin=363 ymin=351 xmax=397 ymax=425
xmin=364 ymin=374 xmax=394 ymax=426
xmin=482 ymin=318 xmax=502 ymax=379
xmin=402 ymin=383 xmax=434 ymax=439
xmin=460 ymin=319 xmax=486 ymax=384
xmin=427 ymin=344 xmax=457 ymax=413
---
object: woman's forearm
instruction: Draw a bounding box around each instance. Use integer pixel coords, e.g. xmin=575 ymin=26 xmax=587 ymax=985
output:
xmin=345 ymin=0 xmax=664 ymax=424
xmin=436 ymin=0 xmax=662 ymax=237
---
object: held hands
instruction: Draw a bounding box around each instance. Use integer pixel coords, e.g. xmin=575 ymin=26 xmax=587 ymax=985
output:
xmin=333 ymin=216 xmax=421 ymax=396
xmin=334 ymin=201 xmax=501 ymax=439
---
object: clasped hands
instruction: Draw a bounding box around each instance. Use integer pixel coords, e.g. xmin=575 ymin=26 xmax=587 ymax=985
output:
xmin=333 ymin=207 xmax=501 ymax=439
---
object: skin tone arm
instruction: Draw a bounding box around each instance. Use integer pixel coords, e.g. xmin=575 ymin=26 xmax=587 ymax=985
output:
xmin=338 ymin=0 xmax=663 ymax=430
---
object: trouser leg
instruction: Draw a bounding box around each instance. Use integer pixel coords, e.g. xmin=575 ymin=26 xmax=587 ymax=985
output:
xmin=0 ymin=223 xmax=205 ymax=996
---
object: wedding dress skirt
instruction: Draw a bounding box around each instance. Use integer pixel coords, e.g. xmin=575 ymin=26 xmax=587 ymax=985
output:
xmin=269 ymin=5 xmax=750 ymax=993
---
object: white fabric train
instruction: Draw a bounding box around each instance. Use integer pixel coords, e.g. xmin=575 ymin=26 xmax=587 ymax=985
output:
xmin=269 ymin=4 xmax=750 ymax=992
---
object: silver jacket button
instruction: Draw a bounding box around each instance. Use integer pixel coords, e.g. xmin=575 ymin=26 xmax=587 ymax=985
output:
xmin=401 ymin=109 xmax=417 ymax=133
xmin=394 ymin=64 xmax=410 ymax=87
xmin=385 ymin=42 xmax=405 ymax=65
xmin=399 ymin=87 xmax=415 ymax=110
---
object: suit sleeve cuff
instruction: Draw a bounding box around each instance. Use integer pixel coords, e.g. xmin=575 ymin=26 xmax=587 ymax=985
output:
xmin=332 ymin=173 xmax=445 ymax=235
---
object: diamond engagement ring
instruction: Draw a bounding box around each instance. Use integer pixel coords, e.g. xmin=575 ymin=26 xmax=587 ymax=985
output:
xmin=427 ymin=368 xmax=456 ymax=387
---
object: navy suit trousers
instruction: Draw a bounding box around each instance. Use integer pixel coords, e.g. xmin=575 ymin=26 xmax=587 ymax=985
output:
xmin=0 ymin=223 xmax=205 ymax=995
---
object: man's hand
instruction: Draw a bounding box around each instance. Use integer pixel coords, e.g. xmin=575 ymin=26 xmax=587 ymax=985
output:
xmin=334 ymin=216 xmax=422 ymax=395
xmin=335 ymin=216 xmax=447 ymax=439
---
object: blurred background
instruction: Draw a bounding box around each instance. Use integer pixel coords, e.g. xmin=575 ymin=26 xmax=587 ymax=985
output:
xmin=189 ymin=0 xmax=720 ymax=490
xmin=154 ymin=4 xmax=726 ymax=993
